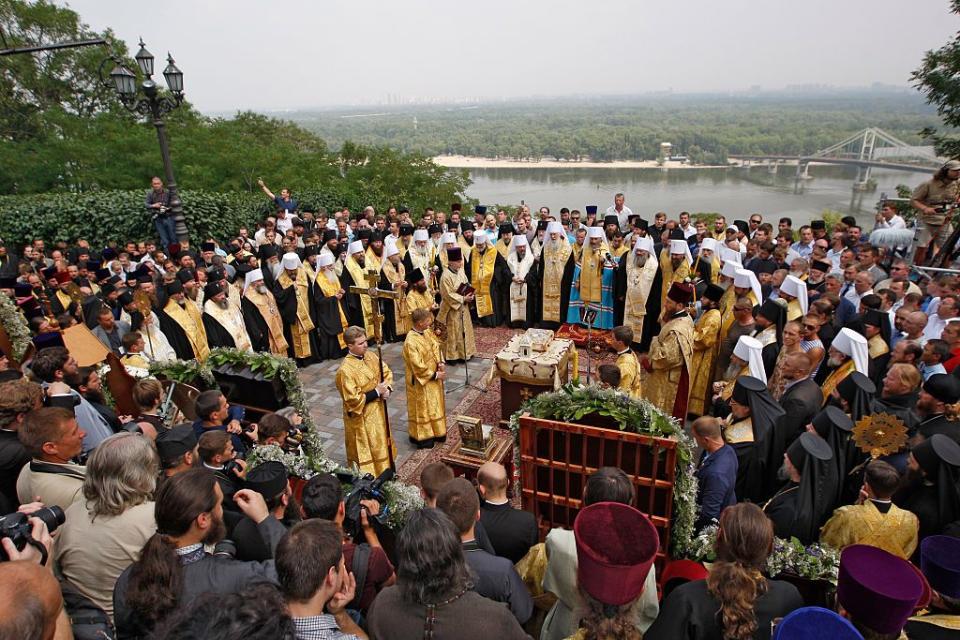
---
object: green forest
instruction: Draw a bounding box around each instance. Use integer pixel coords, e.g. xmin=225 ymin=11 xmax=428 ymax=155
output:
xmin=290 ymin=94 xmax=942 ymax=164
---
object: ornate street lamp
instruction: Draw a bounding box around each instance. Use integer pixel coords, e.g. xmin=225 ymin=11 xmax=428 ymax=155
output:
xmin=99 ymin=38 xmax=188 ymax=241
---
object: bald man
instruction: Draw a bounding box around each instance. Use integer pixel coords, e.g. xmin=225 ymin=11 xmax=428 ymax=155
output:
xmin=477 ymin=462 xmax=539 ymax=563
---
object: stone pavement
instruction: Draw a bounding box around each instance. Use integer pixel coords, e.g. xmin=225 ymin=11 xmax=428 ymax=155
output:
xmin=298 ymin=342 xmax=492 ymax=468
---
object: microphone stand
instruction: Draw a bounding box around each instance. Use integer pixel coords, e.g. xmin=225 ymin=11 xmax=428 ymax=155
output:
xmin=583 ymin=306 xmax=597 ymax=384
xmin=445 ymin=292 xmax=483 ymax=394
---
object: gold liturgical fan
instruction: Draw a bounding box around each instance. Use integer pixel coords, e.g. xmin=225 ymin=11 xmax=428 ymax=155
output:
xmin=852 ymin=413 xmax=908 ymax=459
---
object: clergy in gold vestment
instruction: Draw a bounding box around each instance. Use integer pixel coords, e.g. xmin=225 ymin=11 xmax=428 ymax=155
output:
xmin=644 ymin=282 xmax=696 ymax=420
xmin=403 ymin=309 xmax=448 ymax=447
xmin=274 ymin=253 xmax=316 ymax=362
xmin=402 ymin=230 xmax=439 ymax=299
xmin=469 ymin=232 xmax=504 ymax=326
xmin=201 ymin=281 xmax=253 ymax=351
xmin=342 ymin=241 xmax=376 ymax=337
xmin=658 ymin=239 xmax=692 ymax=309
xmin=437 ymin=247 xmax=477 ymax=362
xmin=689 ymin=284 xmax=724 ymax=417
xmin=539 ymin=222 xmax=574 ymax=328
xmin=577 ymin=227 xmax=607 ymax=310
xmin=618 ymin=235 xmax=658 ymax=347
xmin=821 ymin=327 xmax=869 ymax=404
xmin=160 ymin=281 xmax=210 ymax=361
xmin=820 ymin=460 xmax=919 ymax=559
xmin=779 ymin=275 xmax=809 ymax=323
xmin=611 ymin=325 xmax=642 ymax=399
xmin=720 ymin=268 xmax=761 ymax=340
xmin=379 ymin=241 xmax=411 ymax=342
xmin=336 ymin=326 xmax=396 ymax=475
xmin=241 ymin=269 xmax=289 ymax=356
xmin=405 ymin=268 xmax=437 ymax=315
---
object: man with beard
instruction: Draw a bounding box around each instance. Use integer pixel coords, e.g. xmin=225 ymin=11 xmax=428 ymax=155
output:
xmin=778 ymin=274 xmax=809 ymax=322
xmin=232 ymin=462 xmax=301 ymax=562
xmin=428 ymin=223 xmax=443 ymax=250
xmin=241 ymin=268 xmax=289 ymax=357
xmin=403 ymin=229 xmax=439 ymax=299
xmin=643 ymin=282 xmax=695 ymax=420
xmin=820 ymin=459 xmax=919 ymax=559
xmin=570 ymin=226 xmax=611 ymax=328
xmin=438 ymin=247 xmax=477 ymax=362
xmin=764 ymin=431 xmax=838 ymax=544
xmin=820 ymin=327 xmax=869 ymax=403
xmin=379 ymin=240 xmax=410 ymax=342
xmin=273 ymin=252 xmax=317 ymax=365
xmin=894 ymin=434 xmax=960 ymax=542
xmin=310 ymin=253 xmax=349 ymax=359
xmin=469 ymin=231 xmax=510 ymax=328
xmin=715 ymin=297 xmax=756 ymax=382
xmin=318 ymin=228 xmax=344 ymax=277
xmin=752 ymin=299 xmax=786 ymax=375
xmin=806 ymin=259 xmax=831 ymax=297
xmin=177 ymin=268 xmax=204 ymax=312
xmin=405 ymin=268 xmax=437 ymax=315
xmin=341 ymin=240 xmax=375 ymax=337
xmin=863 ymin=308 xmax=892 ymax=388
xmin=689 ymin=284 xmax=724 ymax=418
xmin=159 ymin=280 xmax=210 ymax=361
xmin=614 ymin=235 xmax=659 ymax=350
xmin=713 ymin=334 xmax=766 ymax=414
xmin=495 ymin=223 xmax=514 ymax=259
xmin=537 ymin=222 xmax=575 ymax=330
xmin=505 ymin=235 xmax=537 ymax=328
xmin=913 ymin=373 xmax=960 ymax=446
xmin=113 ymin=470 xmax=282 ymax=639
xmin=723 ymin=376 xmax=784 ymax=503
xmin=258 ymin=243 xmax=281 ymax=292
xmin=458 ymin=219 xmax=476 ymax=264
xmin=201 ymin=281 xmax=253 ymax=351
xmin=658 ymin=235 xmax=692 ymax=310
xmin=365 ymin=231 xmax=385 ymax=274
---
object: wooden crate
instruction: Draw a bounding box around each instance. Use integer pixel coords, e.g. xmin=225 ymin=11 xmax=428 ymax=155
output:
xmin=518 ymin=413 xmax=678 ymax=573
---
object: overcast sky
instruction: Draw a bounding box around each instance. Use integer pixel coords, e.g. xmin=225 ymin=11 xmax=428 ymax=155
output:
xmin=61 ymin=0 xmax=957 ymax=113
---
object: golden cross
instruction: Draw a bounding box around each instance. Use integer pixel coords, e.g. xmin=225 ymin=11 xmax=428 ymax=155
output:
xmin=348 ymin=269 xmax=400 ymax=343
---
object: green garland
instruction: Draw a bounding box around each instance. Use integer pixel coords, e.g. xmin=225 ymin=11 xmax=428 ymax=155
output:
xmin=0 ymin=294 xmax=32 ymax=361
xmin=149 ymin=348 xmax=424 ymax=529
xmin=508 ymin=383 xmax=698 ymax=557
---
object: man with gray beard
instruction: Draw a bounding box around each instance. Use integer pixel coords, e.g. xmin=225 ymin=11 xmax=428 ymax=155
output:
xmin=202 ymin=281 xmax=253 ymax=351
xmin=241 ymin=268 xmax=289 ymax=356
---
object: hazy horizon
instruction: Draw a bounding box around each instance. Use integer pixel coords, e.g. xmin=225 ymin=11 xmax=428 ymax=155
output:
xmin=59 ymin=0 xmax=957 ymax=113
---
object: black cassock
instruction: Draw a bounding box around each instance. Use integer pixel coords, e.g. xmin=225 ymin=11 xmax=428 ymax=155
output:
xmin=377 ymin=269 xmax=407 ymax=343
xmin=764 ymin=452 xmax=839 ymax=545
xmin=535 ymin=251 xmax=575 ymax=331
xmin=338 ymin=267 xmax=367 ymax=334
xmin=241 ymin=297 xmax=272 ymax=353
xmin=202 ymin=311 xmax=239 ymax=349
xmin=273 ymin=277 xmax=320 ymax=363
xmin=506 ymin=257 xmax=541 ymax=329
xmin=157 ymin=307 xmax=198 ymax=360
xmin=311 ymin=278 xmax=348 ymax=360
xmin=468 ymin=250 xmax=511 ymax=328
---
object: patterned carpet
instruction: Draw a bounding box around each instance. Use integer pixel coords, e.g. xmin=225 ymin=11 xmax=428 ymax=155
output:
xmin=396 ymin=326 xmax=618 ymax=486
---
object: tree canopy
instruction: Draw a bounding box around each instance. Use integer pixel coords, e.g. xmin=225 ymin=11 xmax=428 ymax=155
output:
xmin=912 ymin=0 xmax=960 ymax=158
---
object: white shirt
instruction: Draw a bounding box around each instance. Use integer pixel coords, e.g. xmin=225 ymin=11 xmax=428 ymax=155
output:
xmin=924 ymin=313 xmax=949 ymax=342
xmin=606 ymin=204 xmax=633 ymax=231
xmin=275 ymin=215 xmax=293 ymax=235
xmin=844 ymin=287 xmax=873 ymax=309
xmin=875 ymin=214 xmax=906 ymax=230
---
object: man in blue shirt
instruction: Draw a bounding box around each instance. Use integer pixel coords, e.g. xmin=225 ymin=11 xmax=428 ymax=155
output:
xmin=691 ymin=416 xmax=737 ymax=531
xmin=257 ymin=178 xmax=298 ymax=213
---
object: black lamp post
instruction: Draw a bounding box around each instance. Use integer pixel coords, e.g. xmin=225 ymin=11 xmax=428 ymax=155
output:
xmin=100 ymin=39 xmax=188 ymax=240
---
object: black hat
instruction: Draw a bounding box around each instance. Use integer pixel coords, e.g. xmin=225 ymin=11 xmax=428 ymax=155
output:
xmin=428 ymin=224 xmax=442 ymax=235
xmin=155 ymin=424 xmax=198 ymax=465
xmin=176 ymin=269 xmax=196 ymax=284
xmin=291 ymin=217 xmax=305 ymax=227
xmin=32 ymin=332 xmax=65 ymax=351
xmin=357 ymin=228 xmax=372 ymax=241
xmin=703 ymin=283 xmax=725 ymax=302
xmin=460 ymin=220 xmax=475 ymax=233
xmin=603 ymin=215 xmax=620 ymax=227
xmin=758 ymin=298 xmax=786 ymax=323
xmin=369 ymin=231 xmax=384 ymax=243
xmin=753 ymin=261 xmax=776 ymax=275
xmin=41 ymin=266 xmax=57 ymax=280
xmin=669 ymin=228 xmax=686 ymax=241
xmin=244 ymin=461 xmax=288 ymax=499
xmin=108 ymin=275 xmax=123 ymax=285
xmin=634 ymin=218 xmax=649 ymax=231
xmin=135 ymin=274 xmax=152 ymax=285
xmin=0 ymin=276 xmax=16 ymax=289
xmin=923 ymin=373 xmax=960 ymax=405
xmin=13 ymin=283 xmax=33 ymax=297
xmin=498 ymin=223 xmax=514 ymax=237
xmin=399 ymin=224 xmax=415 ymax=236
xmin=451 ymin=202 xmax=462 ymax=212
xmin=811 ymin=220 xmax=826 ymax=230
xmin=94 ymin=268 xmax=111 ymax=282
xmin=100 ymin=283 xmax=116 ymax=297
xmin=302 ymin=245 xmax=319 ymax=258
xmin=811 ymin=406 xmax=854 ymax=438
xmin=259 ymin=244 xmax=278 ymax=259
xmin=787 ymin=431 xmax=834 ymax=469
xmin=837 ymin=371 xmax=877 ymax=399
xmin=322 ymin=229 xmax=338 ymax=242
xmin=585 ymin=205 xmax=598 ymax=215
xmin=475 ymin=205 xmax=487 ymax=215
xmin=117 ymin=290 xmax=136 ymax=306
xmin=537 ymin=220 xmax=549 ymax=232
xmin=201 ymin=242 xmax=216 ymax=252
xmin=85 ymin=259 xmax=102 ymax=271
xmin=862 ymin=309 xmax=887 ymax=328
xmin=734 ymin=220 xmax=749 ymax=235
xmin=811 ymin=259 xmax=832 ymax=273
xmin=204 ymin=281 xmax=224 ymax=299
xmin=165 ymin=281 xmax=183 ymax=296
xmin=207 ymin=267 xmax=226 ymax=282
xmin=101 ymin=247 xmax=118 ymax=260
xmin=447 ymin=247 xmax=463 ymax=262
xmin=731 ymin=375 xmax=767 ymax=405
xmin=407 ymin=268 xmax=426 ymax=284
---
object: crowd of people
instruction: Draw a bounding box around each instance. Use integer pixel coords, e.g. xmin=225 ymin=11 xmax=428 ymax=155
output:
xmin=1 ymin=165 xmax=960 ymax=639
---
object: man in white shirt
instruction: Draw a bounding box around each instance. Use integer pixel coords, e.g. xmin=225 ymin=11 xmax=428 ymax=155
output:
xmin=844 ymin=270 xmax=875 ymax=310
xmin=923 ymin=294 xmax=959 ymax=341
xmin=679 ymin=211 xmax=697 ymax=239
xmin=874 ymin=202 xmax=906 ymax=231
xmin=606 ymin=193 xmax=633 ymax=232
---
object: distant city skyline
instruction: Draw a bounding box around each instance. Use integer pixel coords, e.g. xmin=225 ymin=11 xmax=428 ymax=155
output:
xmin=59 ymin=0 xmax=957 ymax=113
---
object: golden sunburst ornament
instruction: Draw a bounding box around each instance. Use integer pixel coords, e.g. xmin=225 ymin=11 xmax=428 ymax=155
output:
xmin=852 ymin=413 xmax=908 ymax=459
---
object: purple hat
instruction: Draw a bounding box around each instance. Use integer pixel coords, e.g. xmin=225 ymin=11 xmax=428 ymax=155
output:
xmin=921 ymin=535 xmax=960 ymax=599
xmin=837 ymin=544 xmax=924 ymax=635
xmin=32 ymin=331 xmax=65 ymax=351
xmin=772 ymin=607 xmax=861 ymax=640
xmin=585 ymin=205 xmax=598 ymax=215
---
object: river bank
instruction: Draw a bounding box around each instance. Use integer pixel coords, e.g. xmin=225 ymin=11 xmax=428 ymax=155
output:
xmin=434 ymin=155 xmax=729 ymax=170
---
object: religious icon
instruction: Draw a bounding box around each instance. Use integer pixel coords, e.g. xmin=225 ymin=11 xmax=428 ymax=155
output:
xmin=456 ymin=414 xmax=491 ymax=458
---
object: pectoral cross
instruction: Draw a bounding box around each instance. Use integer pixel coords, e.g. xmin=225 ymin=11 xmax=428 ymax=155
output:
xmin=348 ymin=269 xmax=401 ymax=470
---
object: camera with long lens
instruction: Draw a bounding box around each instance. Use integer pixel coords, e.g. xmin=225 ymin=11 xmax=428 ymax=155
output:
xmin=335 ymin=468 xmax=394 ymax=541
xmin=0 ymin=506 xmax=65 ymax=562
xmin=221 ymin=458 xmax=244 ymax=478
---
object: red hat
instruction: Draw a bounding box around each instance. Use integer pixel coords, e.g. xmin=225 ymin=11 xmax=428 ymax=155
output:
xmin=666 ymin=281 xmax=694 ymax=305
xmin=660 ymin=559 xmax=709 ymax=598
xmin=574 ymin=502 xmax=659 ymax=606
xmin=54 ymin=271 xmax=73 ymax=286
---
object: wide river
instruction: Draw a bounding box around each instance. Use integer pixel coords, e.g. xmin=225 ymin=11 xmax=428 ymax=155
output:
xmin=462 ymin=164 xmax=926 ymax=227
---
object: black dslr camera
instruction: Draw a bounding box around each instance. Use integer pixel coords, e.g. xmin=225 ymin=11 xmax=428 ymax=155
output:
xmin=336 ymin=468 xmax=394 ymax=541
xmin=0 ymin=506 xmax=65 ymax=563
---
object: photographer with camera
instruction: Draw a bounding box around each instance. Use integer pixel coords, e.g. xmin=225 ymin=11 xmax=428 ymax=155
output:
xmin=0 ymin=513 xmax=73 ymax=640
xmin=199 ymin=430 xmax=245 ymax=513
xmin=256 ymin=412 xmax=303 ymax=450
xmin=55 ymin=432 xmax=158 ymax=621
xmin=0 ymin=379 xmax=43 ymax=512
xmin=300 ymin=473 xmax=395 ymax=615
xmin=233 ymin=461 xmax=301 ymax=562
xmin=192 ymin=390 xmax=257 ymax=458
xmin=16 ymin=407 xmax=86 ymax=510
xmin=114 ymin=468 xmax=284 ymax=639
xmin=146 ymin=176 xmax=176 ymax=249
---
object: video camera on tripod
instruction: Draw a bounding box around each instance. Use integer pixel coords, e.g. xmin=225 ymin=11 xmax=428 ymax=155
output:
xmin=334 ymin=468 xmax=394 ymax=541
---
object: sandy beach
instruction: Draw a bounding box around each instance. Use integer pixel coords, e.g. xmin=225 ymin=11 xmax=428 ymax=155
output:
xmin=433 ymin=155 xmax=730 ymax=170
